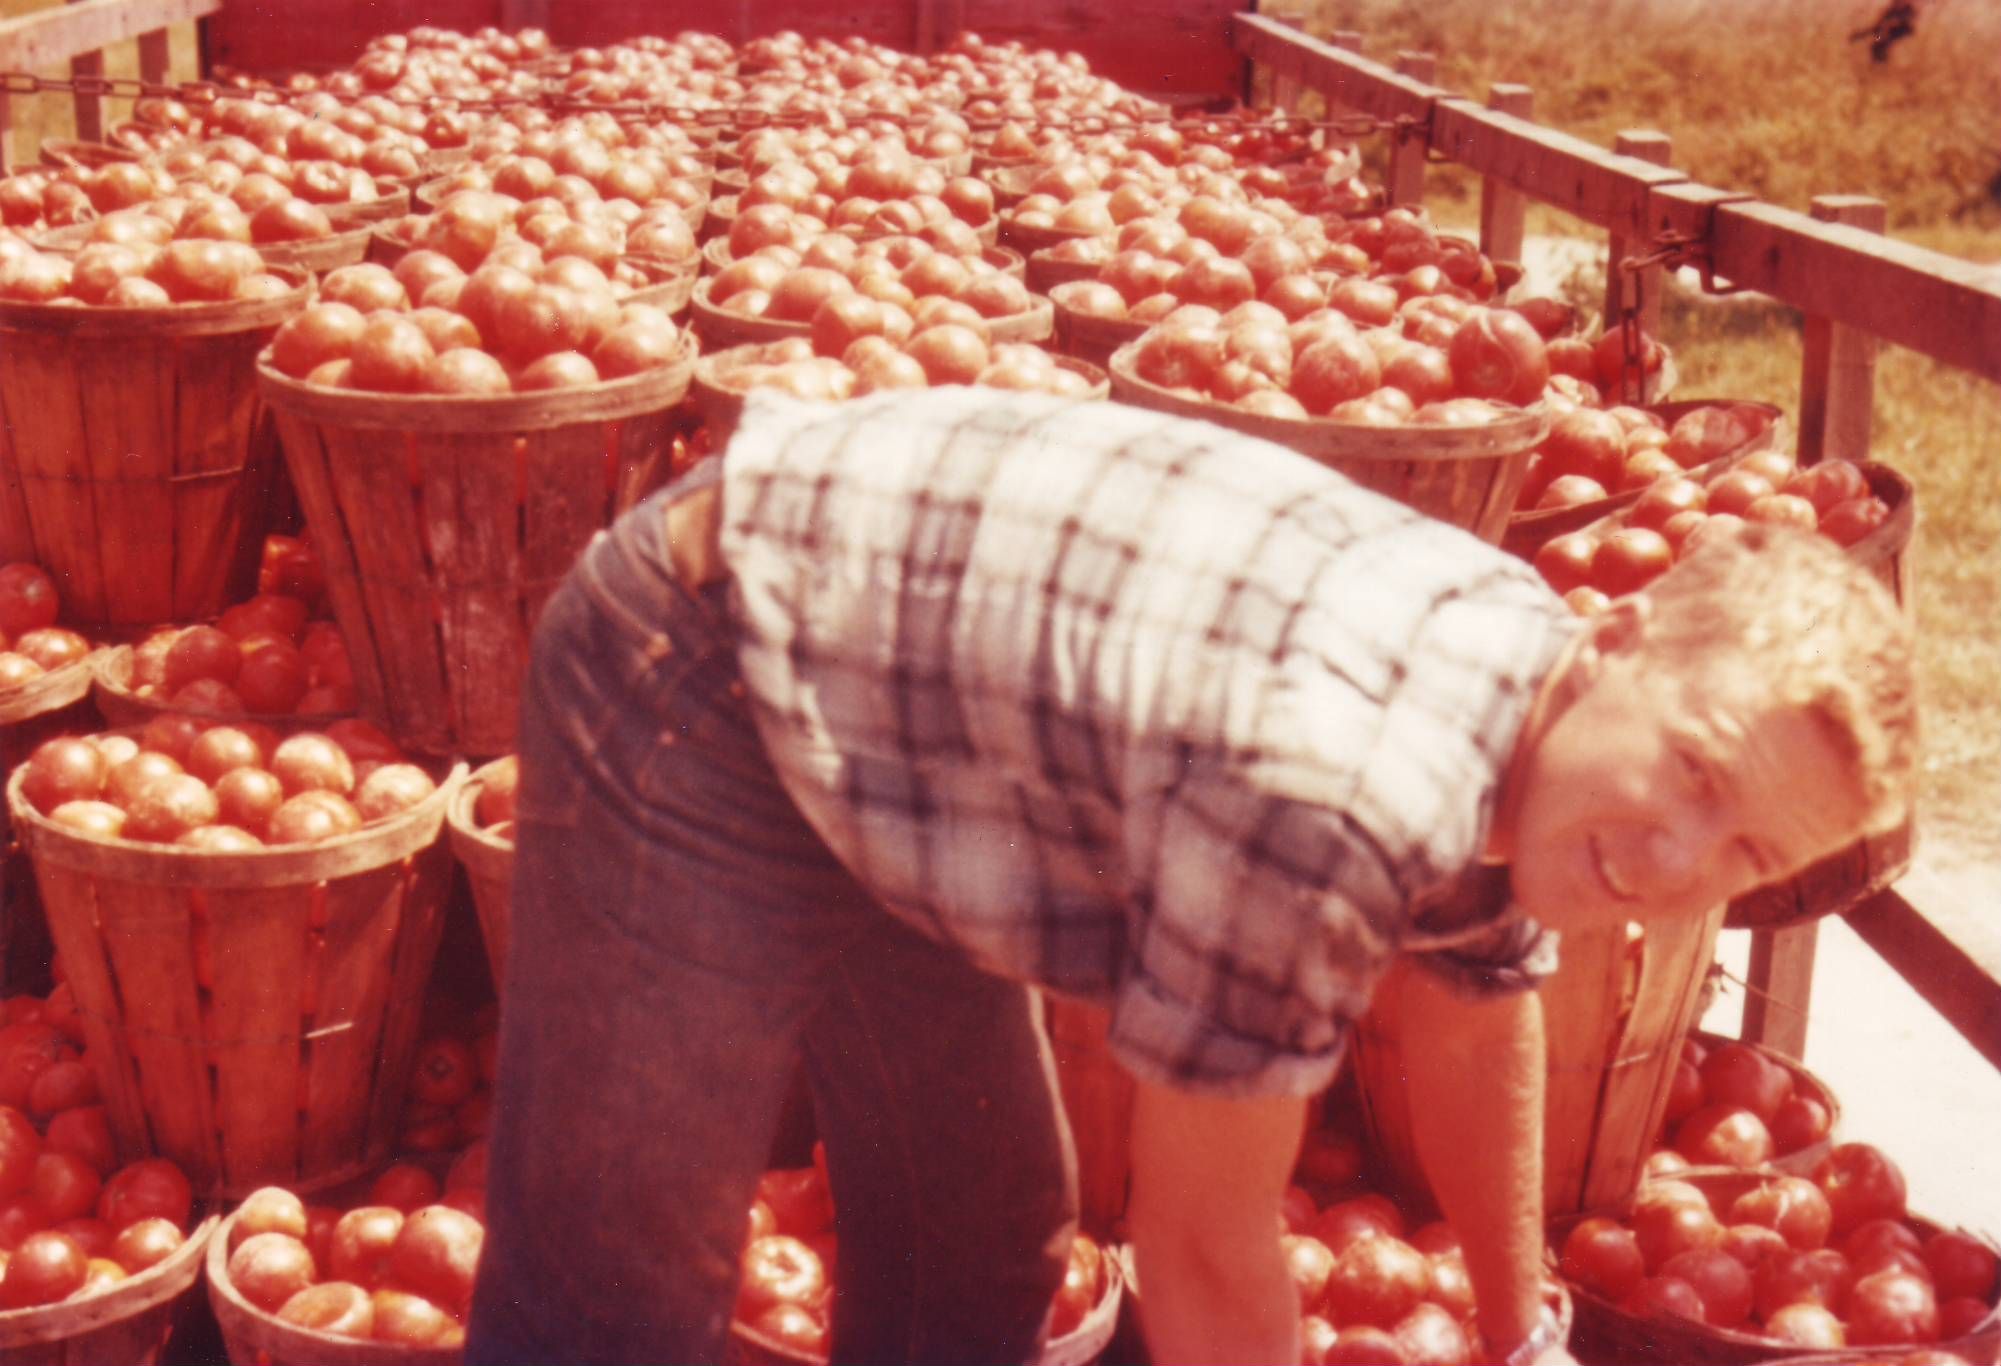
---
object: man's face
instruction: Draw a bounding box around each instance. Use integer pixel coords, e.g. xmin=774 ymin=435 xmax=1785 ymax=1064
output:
xmin=1502 ymin=636 xmax=1868 ymax=933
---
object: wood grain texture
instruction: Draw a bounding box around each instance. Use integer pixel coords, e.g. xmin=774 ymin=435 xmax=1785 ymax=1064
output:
xmin=1233 ymin=12 xmax=1435 ymax=123
xmin=0 ymin=0 xmax=213 ymax=70
xmin=1797 ymin=196 xmax=1888 ymax=465
xmin=1430 ymin=101 xmax=1685 ymax=237
xmin=1478 ymin=84 xmax=1532 ymax=266
xmin=205 ymin=883 xmax=313 ymax=1190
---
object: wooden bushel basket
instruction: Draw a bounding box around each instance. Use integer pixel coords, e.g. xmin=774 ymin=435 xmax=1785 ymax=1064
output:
xmin=0 ymin=273 xmax=310 ymax=626
xmin=0 ymin=1212 xmax=218 ymax=1366
xmin=206 ymin=1208 xmax=459 ymax=1366
xmin=1107 ymin=342 xmax=1547 ymax=543
xmin=1553 ymin=1168 xmax=2001 ymax=1365
xmin=1049 ymin=286 xmax=1146 ymax=369
xmin=1354 ymin=906 xmax=1728 ymax=1218
xmin=726 ymin=1234 xmax=1124 ymax=1366
xmin=1499 ymin=399 xmax=1788 ymax=562
xmin=0 ymin=654 xmax=101 ymax=993
xmin=1724 ymin=462 xmax=1917 ymax=932
xmin=6 ymin=760 xmax=466 ymax=1198
xmin=258 ymin=344 xmax=696 ymax=758
xmin=89 ymin=645 xmax=351 ymax=734
xmin=445 ymin=758 xmax=513 ymax=991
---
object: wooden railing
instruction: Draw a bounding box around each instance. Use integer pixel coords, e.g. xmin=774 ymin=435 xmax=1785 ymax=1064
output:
xmin=1236 ymin=9 xmax=2001 ymax=1073
xmin=0 ymin=0 xmax=216 ymax=173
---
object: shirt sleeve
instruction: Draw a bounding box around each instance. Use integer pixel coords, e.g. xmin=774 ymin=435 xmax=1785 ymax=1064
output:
xmin=1106 ymin=770 xmax=1403 ymax=1100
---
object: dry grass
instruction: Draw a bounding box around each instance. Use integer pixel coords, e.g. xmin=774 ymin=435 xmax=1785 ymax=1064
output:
xmin=1298 ymin=0 xmax=2000 ymax=870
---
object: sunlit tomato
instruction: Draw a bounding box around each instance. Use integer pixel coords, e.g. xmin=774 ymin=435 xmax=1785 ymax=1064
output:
xmin=738 ymin=1234 xmax=826 ymax=1318
xmin=229 ymin=1232 xmax=317 ymax=1313
xmin=1729 ymin=1177 xmax=1832 ymax=1252
xmin=371 ymin=1288 xmax=461 ymax=1346
xmin=1659 ymin=1246 xmax=1754 ymax=1328
xmin=1633 ymin=1200 xmax=1723 ymax=1273
xmin=228 ymin=1186 xmax=307 ymax=1252
xmin=21 ymin=739 xmax=106 ymax=816
xmin=1782 ymin=460 xmax=1871 ymax=517
xmin=1535 ymin=475 xmax=1609 ymax=510
xmin=1766 ymin=1302 xmax=1847 ymax=1348
xmin=1590 ymin=527 xmax=1674 ymax=597
xmin=1843 ymin=1268 xmax=1940 ymax=1346
xmin=109 ymin=1216 xmax=183 ymax=1273
xmin=1719 ymin=1222 xmax=1790 ymax=1269
xmin=1533 ymin=532 xmax=1599 ymax=597
xmin=1676 ymin=1106 xmax=1774 ymax=1168
xmin=386 ymin=1205 xmax=484 ymax=1317
xmin=0 ymin=1025 xmax=73 ymax=1111
xmin=12 ymin=629 xmax=87 ymax=672
xmin=1705 ymin=470 xmax=1776 ymax=519
xmin=1324 ymin=1235 xmax=1429 ymax=1329
xmin=278 ymin=1280 xmax=375 ymax=1338
xmin=1283 ymin=1233 xmax=1336 ymax=1315
xmin=97 ymin=1158 xmax=192 ymax=1232
xmin=1754 ymin=1246 xmax=1854 ymax=1321
xmin=328 ymin=1206 xmax=403 ymax=1287
xmin=0 ymin=1231 xmax=85 ymax=1306
xmin=1308 ymin=1194 xmax=1404 ymax=1254
xmin=1539 ymin=409 xmax=1626 ymax=487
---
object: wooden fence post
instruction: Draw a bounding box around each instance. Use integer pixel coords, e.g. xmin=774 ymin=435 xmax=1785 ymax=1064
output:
xmin=1389 ymin=51 xmax=1435 ymax=208
xmin=136 ymin=27 xmax=169 ymax=84
xmin=1743 ymin=924 xmax=1819 ymax=1061
xmin=65 ymin=0 xmax=104 ymax=145
xmin=1604 ymin=130 xmax=1673 ymax=337
xmin=1479 ymin=84 xmax=1532 ymax=266
xmin=1798 ymin=195 xmax=1889 ymax=465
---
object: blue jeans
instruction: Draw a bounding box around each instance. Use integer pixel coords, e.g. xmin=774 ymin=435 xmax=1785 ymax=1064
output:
xmin=465 ymin=469 xmax=1078 ymax=1366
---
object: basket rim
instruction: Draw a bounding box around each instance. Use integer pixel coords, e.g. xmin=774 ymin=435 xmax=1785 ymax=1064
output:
xmin=729 ymin=1233 xmax=1125 ymax=1366
xmin=206 ymin=1208 xmax=461 ymax=1364
xmin=1107 ymin=340 xmax=1553 ymax=460
xmin=89 ymin=643 xmax=354 ymax=732
xmin=0 ymin=1211 xmax=217 ymax=1347
xmin=255 ymin=332 xmax=698 ymax=433
xmin=0 ymin=648 xmax=99 ymax=726
xmin=444 ymin=758 xmax=516 ymax=876
xmin=6 ymin=753 xmax=468 ymax=888
xmin=0 ymin=266 xmax=312 ymax=338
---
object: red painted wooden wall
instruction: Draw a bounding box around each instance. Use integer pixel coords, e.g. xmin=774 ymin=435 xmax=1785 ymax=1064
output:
xmin=204 ymin=0 xmax=1248 ymax=101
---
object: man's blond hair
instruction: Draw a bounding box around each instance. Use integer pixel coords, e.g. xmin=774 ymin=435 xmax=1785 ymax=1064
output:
xmin=1638 ymin=522 xmax=1916 ymax=834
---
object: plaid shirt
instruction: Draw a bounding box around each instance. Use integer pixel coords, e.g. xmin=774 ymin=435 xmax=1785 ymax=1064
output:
xmin=719 ymin=388 xmax=1579 ymax=1098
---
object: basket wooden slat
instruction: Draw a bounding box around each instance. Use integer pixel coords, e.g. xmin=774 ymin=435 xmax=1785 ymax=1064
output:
xmin=1026 ymin=248 xmax=1107 ymax=297
xmin=9 ymin=761 xmax=463 ymax=1196
xmin=0 ymin=277 xmax=307 ymax=626
xmin=324 ymin=188 xmax=413 ymax=226
xmin=262 ymin=348 xmax=694 ymax=757
xmin=0 ymin=1212 xmax=217 ymax=1365
xmin=1049 ymin=289 xmax=1146 ymax=369
xmin=1107 ymin=342 xmax=1546 ymax=543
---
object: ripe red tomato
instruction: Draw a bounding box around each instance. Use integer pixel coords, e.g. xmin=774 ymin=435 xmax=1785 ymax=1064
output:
xmin=386 ymin=1205 xmax=484 ymax=1317
xmin=407 ymin=1037 xmax=478 ymax=1109
xmin=1697 ymin=1042 xmax=1792 ymax=1122
xmin=1782 ymin=460 xmax=1872 ymax=517
xmin=1562 ymin=1216 xmax=1645 ymax=1301
xmin=0 ymin=564 xmax=60 ymax=636
xmin=1770 ymin=1094 xmax=1833 ymax=1155
xmin=1282 ymin=1233 xmax=1336 ymax=1315
xmin=97 ymin=1158 xmax=192 ymax=1232
xmin=1620 ymin=1273 xmax=1704 ymax=1322
xmin=277 ymin=1281 xmax=375 ymax=1338
xmin=25 ymin=1150 xmax=99 ymax=1224
xmin=1324 ymin=1235 xmax=1429 ymax=1329
xmin=1532 ymin=532 xmax=1599 ymax=597
xmin=328 ymin=1205 xmax=404 ymax=1287
xmin=1633 ymin=1200 xmax=1723 ymax=1273
xmin=1813 ymin=1144 xmax=1908 ymax=1237
xmin=228 ymin=1186 xmax=307 ymax=1252
xmin=1820 ymin=495 xmax=1893 ymax=547
xmin=1676 ymin=1105 xmax=1774 ymax=1168
xmin=109 ymin=1216 xmax=184 ymax=1273
xmin=1754 ymin=1246 xmax=1854 ymax=1320
xmin=1590 ymin=527 xmax=1674 ymax=597
xmin=365 ymin=1163 xmax=440 ymax=1214
xmin=1719 ymin=1222 xmax=1790 ymax=1269
xmin=0 ymin=1230 xmax=85 ymax=1306
xmin=747 ymin=1302 xmax=829 ymax=1357
xmin=0 ymin=1107 xmax=42 ymax=1200
xmin=757 ymin=1168 xmax=834 ymax=1240
xmin=1765 ymin=1301 xmax=1847 ymax=1348
xmin=1535 ymin=474 xmax=1609 ymax=510
xmin=372 ymin=1288 xmax=461 ymax=1346
xmin=1923 ymin=1231 xmax=1999 ymax=1303
xmin=1657 ymin=1246 xmax=1754 ymax=1327
xmin=1049 ymin=1234 xmax=1105 ymax=1337
xmin=1629 ymin=477 xmax=1707 ymax=533
xmin=1844 ymin=1268 xmax=1940 ymax=1346
xmin=1704 ymin=470 xmax=1776 ymax=519
xmin=1728 ymin=1176 xmax=1832 ymax=1252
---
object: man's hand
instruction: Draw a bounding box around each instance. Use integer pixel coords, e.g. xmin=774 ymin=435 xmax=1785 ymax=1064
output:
xmin=1125 ymin=1080 xmax=1307 ymax=1365
xmin=1390 ymin=961 xmax=1555 ymax=1359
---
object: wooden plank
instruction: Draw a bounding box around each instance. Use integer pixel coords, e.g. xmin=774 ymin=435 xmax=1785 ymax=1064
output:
xmin=1478 ymin=85 xmax=1532 ymax=267
xmin=0 ymin=0 xmax=217 ymax=72
xmin=71 ymin=334 xmax=175 ymax=625
xmin=420 ymin=431 xmax=526 ymax=761
xmin=1605 ymin=131 xmax=1673 ymax=339
xmin=362 ymin=847 xmax=453 ymax=1162
xmin=206 ymin=883 xmax=312 ymax=1190
xmin=68 ymin=20 xmax=104 ymax=147
xmin=1709 ymin=200 xmax=2001 ymax=385
xmin=1232 ymin=12 xmax=1436 ymax=124
xmin=0 ymin=338 xmax=106 ymax=620
xmin=1387 ymin=52 xmax=1436 ymax=208
xmin=299 ymin=862 xmax=404 ymax=1182
xmin=136 ymin=26 xmax=170 ymax=84
xmin=1844 ymin=889 xmax=2001 ymax=1073
xmin=0 ymin=90 xmax=12 ymax=179
xmin=1742 ymin=922 xmax=1820 ymax=1061
xmin=1428 ymin=99 xmax=1687 ymax=236
xmin=1797 ymin=196 xmax=1888 ymax=465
